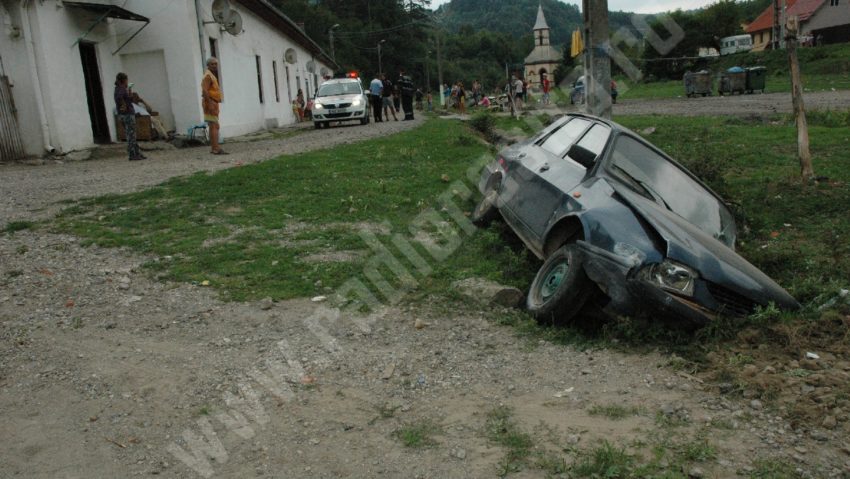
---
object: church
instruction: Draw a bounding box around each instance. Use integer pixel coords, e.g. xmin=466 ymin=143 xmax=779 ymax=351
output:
xmin=524 ymin=4 xmax=561 ymax=89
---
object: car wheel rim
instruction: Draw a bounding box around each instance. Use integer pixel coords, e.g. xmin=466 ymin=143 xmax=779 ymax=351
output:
xmin=540 ymin=261 xmax=568 ymax=301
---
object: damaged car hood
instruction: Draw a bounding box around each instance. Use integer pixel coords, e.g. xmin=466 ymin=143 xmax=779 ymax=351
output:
xmin=610 ymin=182 xmax=799 ymax=309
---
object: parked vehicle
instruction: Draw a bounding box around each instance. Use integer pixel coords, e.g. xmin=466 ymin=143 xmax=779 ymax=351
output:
xmin=474 ymin=113 xmax=799 ymax=326
xmin=570 ymin=76 xmax=585 ymax=105
xmin=719 ymin=35 xmax=753 ymax=55
xmin=311 ymin=77 xmax=370 ymax=129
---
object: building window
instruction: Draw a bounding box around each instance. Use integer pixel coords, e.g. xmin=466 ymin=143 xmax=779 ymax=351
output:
xmin=273 ymin=61 xmax=280 ymax=102
xmin=256 ymin=55 xmax=264 ymax=104
xmin=830 ymin=0 xmax=839 ymax=6
xmin=285 ymin=65 xmax=293 ymax=103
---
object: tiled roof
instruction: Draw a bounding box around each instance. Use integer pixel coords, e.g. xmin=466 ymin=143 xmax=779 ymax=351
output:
xmin=745 ymin=0 xmax=825 ymax=33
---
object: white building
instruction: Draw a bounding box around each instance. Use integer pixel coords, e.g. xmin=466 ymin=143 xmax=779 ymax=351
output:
xmin=0 ymin=0 xmax=335 ymax=160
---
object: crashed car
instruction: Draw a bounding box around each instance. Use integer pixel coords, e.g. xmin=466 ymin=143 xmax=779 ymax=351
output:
xmin=474 ymin=113 xmax=799 ymax=325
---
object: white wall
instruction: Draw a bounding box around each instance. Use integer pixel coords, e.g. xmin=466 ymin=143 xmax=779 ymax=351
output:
xmin=0 ymin=0 xmax=43 ymax=156
xmin=2 ymin=0 xmax=335 ymax=156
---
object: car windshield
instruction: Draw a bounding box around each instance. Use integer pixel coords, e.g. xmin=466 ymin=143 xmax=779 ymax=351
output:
xmin=317 ymin=82 xmax=361 ymax=97
xmin=608 ymin=135 xmax=735 ymax=246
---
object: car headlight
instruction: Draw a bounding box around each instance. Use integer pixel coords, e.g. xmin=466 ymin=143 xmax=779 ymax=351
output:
xmin=314 ymin=103 xmax=324 ymax=110
xmin=639 ymin=260 xmax=697 ymax=297
xmin=351 ymin=98 xmax=362 ymax=107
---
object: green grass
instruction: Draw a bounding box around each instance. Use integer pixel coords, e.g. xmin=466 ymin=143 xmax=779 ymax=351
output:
xmin=587 ymin=404 xmax=642 ymax=420
xmin=570 ymin=441 xmax=636 ymax=478
xmin=394 ymin=420 xmax=440 ymax=448
xmin=55 ymin=119 xmax=496 ymax=303
xmin=4 ymin=221 xmax=34 ymax=234
xmin=485 ymin=406 xmax=536 ymax=475
xmin=749 ymin=458 xmax=805 ymax=479
xmin=620 ymin=73 xmax=850 ymax=99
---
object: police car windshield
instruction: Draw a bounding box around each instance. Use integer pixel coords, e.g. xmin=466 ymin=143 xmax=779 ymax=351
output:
xmin=317 ymin=82 xmax=361 ymax=97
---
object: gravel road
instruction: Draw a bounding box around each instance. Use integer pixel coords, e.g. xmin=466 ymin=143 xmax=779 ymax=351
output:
xmin=614 ymin=89 xmax=850 ymax=116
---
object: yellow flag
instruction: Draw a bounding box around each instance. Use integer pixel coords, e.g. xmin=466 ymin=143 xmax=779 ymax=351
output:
xmin=571 ymin=29 xmax=584 ymax=58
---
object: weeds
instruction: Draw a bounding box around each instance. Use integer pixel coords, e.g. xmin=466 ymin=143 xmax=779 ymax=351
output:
xmin=588 ymin=404 xmax=642 ymax=420
xmin=570 ymin=440 xmax=635 ymax=478
xmin=4 ymin=221 xmax=34 ymax=234
xmin=485 ymin=406 xmax=535 ymax=474
xmin=394 ymin=420 xmax=440 ymax=448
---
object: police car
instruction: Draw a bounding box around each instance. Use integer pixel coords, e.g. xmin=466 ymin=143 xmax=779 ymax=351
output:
xmin=312 ymin=74 xmax=370 ymax=129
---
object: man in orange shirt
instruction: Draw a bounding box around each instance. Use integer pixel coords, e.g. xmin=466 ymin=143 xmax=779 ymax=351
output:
xmin=201 ymin=57 xmax=227 ymax=155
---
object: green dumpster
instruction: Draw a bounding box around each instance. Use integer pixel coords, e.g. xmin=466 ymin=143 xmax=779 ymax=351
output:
xmin=746 ymin=66 xmax=767 ymax=94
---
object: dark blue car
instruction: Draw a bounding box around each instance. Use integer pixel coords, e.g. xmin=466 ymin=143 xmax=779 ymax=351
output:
xmin=474 ymin=113 xmax=798 ymax=325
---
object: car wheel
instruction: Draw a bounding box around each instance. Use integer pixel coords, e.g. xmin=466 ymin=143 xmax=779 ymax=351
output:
xmin=360 ymin=115 xmax=368 ymax=125
xmin=323 ymin=122 xmax=331 ymax=129
xmin=472 ymin=187 xmax=499 ymax=227
xmin=526 ymin=244 xmax=590 ymax=323
xmin=314 ymin=122 xmax=322 ymax=129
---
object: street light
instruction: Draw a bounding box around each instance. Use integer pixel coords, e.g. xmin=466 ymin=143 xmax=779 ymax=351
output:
xmin=377 ymin=39 xmax=386 ymax=75
xmin=328 ymin=24 xmax=340 ymax=63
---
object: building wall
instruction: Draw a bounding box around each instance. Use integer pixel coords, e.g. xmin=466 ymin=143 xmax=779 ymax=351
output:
xmin=3 ymin=0 xmax=333 ymax=157
xmin=0 ymin=0 xmax=43 ymax=156
xmin=804 ymin=0 xmax=850 ymax=34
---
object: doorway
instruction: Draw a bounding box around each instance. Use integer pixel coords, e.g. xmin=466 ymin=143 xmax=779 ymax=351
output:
xmin=79 ymin=42 xmax=110 ymax=143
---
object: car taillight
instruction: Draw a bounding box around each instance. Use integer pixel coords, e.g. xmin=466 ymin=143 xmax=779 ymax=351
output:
xmin=498 ymin=156 xmax=507 ymax=171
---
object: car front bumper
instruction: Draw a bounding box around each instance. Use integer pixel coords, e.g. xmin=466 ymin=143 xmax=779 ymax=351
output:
xmin=575 ymin=240 xmax=717 ymax=326
xmin=312 ymin=106 xmax=368 ymax=121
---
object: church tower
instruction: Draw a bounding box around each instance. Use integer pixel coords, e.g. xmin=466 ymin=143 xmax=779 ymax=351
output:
xmin=524 ymin=3 xmax=561 ymax=89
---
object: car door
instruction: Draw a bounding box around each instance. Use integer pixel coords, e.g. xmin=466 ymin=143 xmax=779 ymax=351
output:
xmin=506 ymin=118 xmax=613 ymax=243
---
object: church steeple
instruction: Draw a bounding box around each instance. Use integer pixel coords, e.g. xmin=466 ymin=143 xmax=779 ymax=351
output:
xmin=533 ymin=4 xmax=551 ymax=47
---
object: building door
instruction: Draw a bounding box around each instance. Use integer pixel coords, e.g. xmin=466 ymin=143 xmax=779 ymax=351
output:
xmin=0 ymin=75 xmax=25 ymax=161
xmin=79 ymin=42 xmax=110 ymax=143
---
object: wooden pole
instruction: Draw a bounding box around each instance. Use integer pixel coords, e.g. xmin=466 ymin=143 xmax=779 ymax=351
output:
xmin=786 ymin=16 xmax=814 ymax=179
xmin=584 ymin=0 xmax=612 ymax=119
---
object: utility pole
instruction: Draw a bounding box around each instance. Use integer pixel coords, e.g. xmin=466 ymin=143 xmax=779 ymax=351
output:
xmin=329 ymin=24 xmax=340 ymax=63
xmin=786 ymin=16 xmax=814 ymax=179
xmin=583 ymin=0 xmax=612 ymax=119
xmin=436 ymin=32 xmax=444 ymax=107
xmin=425 ymin=50 xmax=431 ymax=91
xmin=378 ymin=39 xmax=386 ymax=75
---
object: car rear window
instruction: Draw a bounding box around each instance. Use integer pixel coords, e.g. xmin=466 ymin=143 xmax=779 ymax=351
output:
xmin=572 ymin=124 xmax=610 ymax=158
xmin=539 ymin=118 xmax=591 ymax=157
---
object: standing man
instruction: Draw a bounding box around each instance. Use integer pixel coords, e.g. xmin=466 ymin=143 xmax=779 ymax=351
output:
xmin=513 ymin=74 xmax=524 ymax=116
xmin=541 ymin=74 xmax=551 ymax=106
xmin=381 ymin=74 xmax=399 ymax=121
xmin=398 ymin=69 xmax=415 ymax=120
xmin=202 ymin=57 xmax=226 ymax=155
xmin=369 ymin=73 xmax=384 ymax=122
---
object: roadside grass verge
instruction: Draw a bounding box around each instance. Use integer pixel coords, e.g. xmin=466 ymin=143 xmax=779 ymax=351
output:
xmin=3 ymin=220 xmax=35 ymax=235
xmin=620 ymin=72 xmax=850 ymax=100
xmin=55 ymin=119 xmax=507 ymax=302
xmin=394 ymin=420 xmax=441 ymax=448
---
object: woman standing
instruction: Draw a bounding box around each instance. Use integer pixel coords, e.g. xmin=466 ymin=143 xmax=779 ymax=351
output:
xmin=114 ymin=73 xmax=145 ymax=161
xmin=457 ymin=81 xmax=467 ymax=115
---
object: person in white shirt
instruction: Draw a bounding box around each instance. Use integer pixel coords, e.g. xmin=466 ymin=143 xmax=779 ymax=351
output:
xmin=513 ymin=76 xmax=524 ymax=116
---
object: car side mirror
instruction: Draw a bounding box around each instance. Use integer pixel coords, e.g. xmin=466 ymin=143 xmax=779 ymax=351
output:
xmin=566 ymin=144 xmax=596 ymax=169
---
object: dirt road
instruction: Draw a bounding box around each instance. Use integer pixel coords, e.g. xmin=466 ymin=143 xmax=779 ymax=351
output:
xmin=614 ymin=89 xmax=850 ymax=117
xmin=2 ymin=107 xmax=849 ymax=477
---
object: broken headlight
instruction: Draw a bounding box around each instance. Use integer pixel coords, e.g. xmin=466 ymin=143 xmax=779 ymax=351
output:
xmin=639 ymin=260 xmax=697 ymax=297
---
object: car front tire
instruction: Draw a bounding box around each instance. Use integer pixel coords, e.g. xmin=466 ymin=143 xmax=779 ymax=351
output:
xmin=527 ymin=244 xmax=590 ymax=323
xmin=472 ymin=187 xmax=499 ymax=227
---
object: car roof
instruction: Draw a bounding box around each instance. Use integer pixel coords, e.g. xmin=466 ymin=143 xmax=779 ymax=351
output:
xmin=321 ymin=78 xmax=360 ymax=85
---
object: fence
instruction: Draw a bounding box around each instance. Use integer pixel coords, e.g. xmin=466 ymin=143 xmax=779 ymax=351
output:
xmin=0 ymin=76 xmax=26 ymax=162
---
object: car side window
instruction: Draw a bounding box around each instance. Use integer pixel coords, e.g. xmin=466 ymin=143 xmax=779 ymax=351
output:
xmin=539 ymin=118 xmax=591 ymax=157
xmin=569 ymin=124 xmax=611 ymax=161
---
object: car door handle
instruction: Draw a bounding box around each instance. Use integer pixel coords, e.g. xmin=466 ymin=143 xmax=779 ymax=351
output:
xmin=539 ymin=163 xmax=550 ymax=172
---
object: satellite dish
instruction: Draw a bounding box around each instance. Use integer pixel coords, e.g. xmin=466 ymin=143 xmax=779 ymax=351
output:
xmin=224 ymin=10 xmax=242 ymax=36
xmin=306 ymin=60 xmax=316 ymax=73
xmin=285 ymin=48 xmax=297 ymax=64
xmin=211 ymin=0 xmax=230 ymax=24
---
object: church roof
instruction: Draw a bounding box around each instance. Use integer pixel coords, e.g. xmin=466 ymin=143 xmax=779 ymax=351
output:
xmin=525 ymin=45 xmax=560 ymax=65
xmin=533 ymin=4 xmax=549 ymax=30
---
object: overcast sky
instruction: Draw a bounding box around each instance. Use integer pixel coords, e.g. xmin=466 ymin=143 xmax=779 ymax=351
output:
xmin=429 ymin=0 xmax=718 ymax=14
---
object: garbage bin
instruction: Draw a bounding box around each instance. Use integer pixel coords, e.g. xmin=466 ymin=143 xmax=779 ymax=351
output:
xmin=684 ymin=70 xmax=713 ymax=97
xmin=745 ymin=66 xmax=767 ymax=94
xmin=719 ymin=67 xmax=746 ymax=96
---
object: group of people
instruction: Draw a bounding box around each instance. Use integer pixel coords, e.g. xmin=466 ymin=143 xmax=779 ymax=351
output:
xmin=115 ymin=57 xmax=227 ymax=162
xmin=368 ymin=70 xmax=417 ymax=122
